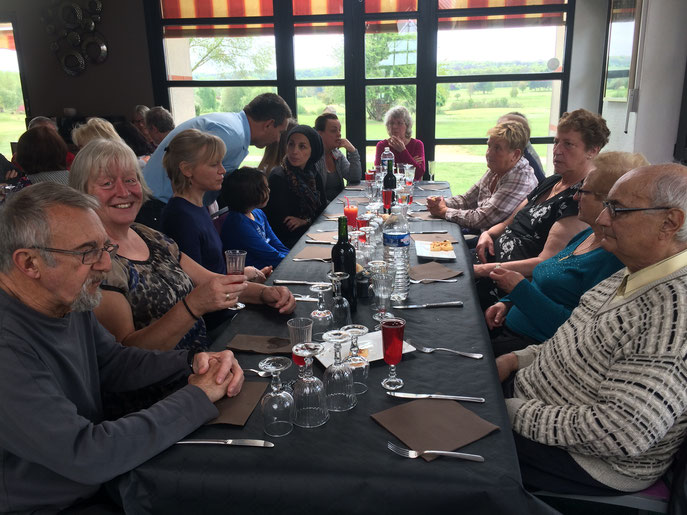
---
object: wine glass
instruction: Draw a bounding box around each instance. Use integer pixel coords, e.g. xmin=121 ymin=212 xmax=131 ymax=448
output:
xmin=404 ymin=164 xmax=415 ymax=186
xmin=372 ymin=271 xmax=394 ymax=325
xmin=322 ymin=330 xmax=357 ymax=412
xmin=309 ymin=283 xmax=334 ymax=341
xmin=326 ymin=271 xmax=352 ymax=328
xmin=341 ymin=324 xmax=370 ymax=395
xmin=259 ymin=356 xmax=294 ymax=437
xmin=292 ymin=342 xmax=329 ymax=428
xmin=381 ymin=318 xmax=406 ymax=390
xmin=224 ymin=249 xmax=246 ymax=310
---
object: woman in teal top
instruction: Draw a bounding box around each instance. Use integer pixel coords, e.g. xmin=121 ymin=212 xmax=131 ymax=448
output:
xmin=484 ymin=151 xmax=648 ymax=355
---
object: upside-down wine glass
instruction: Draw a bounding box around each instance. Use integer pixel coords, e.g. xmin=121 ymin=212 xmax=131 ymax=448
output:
xmin=341 ymin=324 xmax=370 ymax=395
xmin=372 ymin=271 xmax=394 ymax=325
xmin=322 ymin=330 xmax=357 ymax=411
xmin=259 ymin=356 xmax=294 ymax=437
xmin=309 ymin=283 xmax=334 ymax=341
xmin=292 ymin=342 xmax=329 ymax=428
xmin=326 ymin=271 xmax=352 ymax=328
xmin=381 ymin=317 xmax=406 ymax=390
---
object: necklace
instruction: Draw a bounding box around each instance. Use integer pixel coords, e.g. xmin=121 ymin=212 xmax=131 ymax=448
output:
xmin=559 ymin=233 xmax=601 ymax=261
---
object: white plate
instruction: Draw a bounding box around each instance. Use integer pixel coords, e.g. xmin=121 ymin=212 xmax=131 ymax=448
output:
xmin=315 ymin=330 xmax=414 ymax=368
xmin=415 ymin=240 xmax=456 ymax=261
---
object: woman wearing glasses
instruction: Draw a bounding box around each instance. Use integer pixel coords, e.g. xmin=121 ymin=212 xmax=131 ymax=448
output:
xmin=484 ymin=152 xmax=648 ymax=356
xmin=69 ymin=138 xmax=294 ymax=354
xmin=473 ymin=109 xmax=610 ymax=311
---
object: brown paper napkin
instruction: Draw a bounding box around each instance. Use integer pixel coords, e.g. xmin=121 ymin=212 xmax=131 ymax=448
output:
xmin=411 ymin=233 xmax=459 ymax=244
xmin=227 ymin=334 xmax=293 ymax=354
xmin=407 ymin=211 xmax=444 ymax=221
xmin=414 ymin=198 xmax=428 ymax=206
xmin=418 ymin=183 xmax=449 ymax=191
xmin=409 ymin=261 xmax=462 ymax=281
xmin=371 ymin=398 xmax=499 ymax=461
xmin=306 ymin=230 xmax=338 ymax=241
xmin=293 ymin=246 xmax=332 ymax=260
xmin=324 ymin=213 xmax=345 ymax=221
xmin=208 ymin=381 xmax=268 ymax=426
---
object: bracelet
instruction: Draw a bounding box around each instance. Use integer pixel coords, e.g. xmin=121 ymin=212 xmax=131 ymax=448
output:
xmin=181 ymin=297 xmax=199 ymax=320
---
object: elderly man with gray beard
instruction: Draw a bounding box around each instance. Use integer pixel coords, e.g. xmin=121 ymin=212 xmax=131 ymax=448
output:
xmin=497 ymin=163 xmax=687 ymax=495
xmin=0 ymin=183 xmax=244 ymax=513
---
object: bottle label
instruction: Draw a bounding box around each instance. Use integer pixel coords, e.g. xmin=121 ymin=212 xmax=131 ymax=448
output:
xmin=383 ymin=232 xmax=410 ymax=247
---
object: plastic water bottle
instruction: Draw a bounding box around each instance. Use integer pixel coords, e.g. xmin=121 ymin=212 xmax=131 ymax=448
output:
xmin=383 ymin=204 xmax=410 ymax=302
xmin=380 ymin=146 xmax=394 ymax=175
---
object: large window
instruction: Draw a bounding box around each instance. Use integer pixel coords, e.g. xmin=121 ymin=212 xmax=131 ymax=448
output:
xmin=0 ymin=22 xmax=25 ymax=157
xmin=149 ymin=0 xmax=573 ymax=192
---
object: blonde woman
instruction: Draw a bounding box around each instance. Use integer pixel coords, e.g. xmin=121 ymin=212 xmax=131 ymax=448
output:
xmin=71 ymin=117 xmax=121 ymax=148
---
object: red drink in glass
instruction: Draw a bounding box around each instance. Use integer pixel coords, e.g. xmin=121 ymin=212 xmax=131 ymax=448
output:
xmin=344 ymin=204 xmax=358 ymax=228
xmin=292 ymin=352 xmax=306 ymax=366
xmin=381 ymin=318 xmax=405 ymax=365
xmin=365 ymin=169 xmax=375 ymax=181
xmin=408 ymin=194 xmax=413 ymax=204
xmin=382 ymin=189 xmax=393 ymax=210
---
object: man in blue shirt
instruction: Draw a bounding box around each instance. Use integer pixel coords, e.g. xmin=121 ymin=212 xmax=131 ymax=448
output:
xmin=143 ymin=93 xmax=292 ymax=204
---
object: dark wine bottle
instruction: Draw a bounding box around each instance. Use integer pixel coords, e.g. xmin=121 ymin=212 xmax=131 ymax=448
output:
xmin=382 ymin=159 xmax=396 ymax=214
xmin=331 ymin=216 xmax=357 ymax=312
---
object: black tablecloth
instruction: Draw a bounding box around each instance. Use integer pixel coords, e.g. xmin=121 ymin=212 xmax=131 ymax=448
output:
xmin=118 ymin=183 xmax=556 ymax=515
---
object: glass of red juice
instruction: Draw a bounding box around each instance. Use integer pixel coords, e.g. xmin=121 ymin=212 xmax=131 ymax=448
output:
xmin=344 ymin=204 xmax=358 ymax=229
xmin=365 ymin=169 xmax=376 ymax=181
xmin=382 ymin=189 xmax=393 ymax=210
xmin=381 ymin=318 xmax=406 ymax=390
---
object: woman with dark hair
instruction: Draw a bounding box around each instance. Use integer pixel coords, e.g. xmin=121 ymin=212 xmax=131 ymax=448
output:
xmin=15 ymin=126 xmax=69 ymax=185
xmin=220 ymin=167 xmax=289 ymax=269
xmin=314 ymin=112 xmax=361 ymax=202
xmin=264 ymin=125 xmax=326 ymax=248
xmin=114 ymin=121 xmax=155 ymax=164
xmin=258 ymin=118 xmax=296 ymax=175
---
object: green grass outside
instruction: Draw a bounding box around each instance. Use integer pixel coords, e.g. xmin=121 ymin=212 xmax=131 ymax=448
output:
xmin=0 ymin=112 xmax=25 ymax=157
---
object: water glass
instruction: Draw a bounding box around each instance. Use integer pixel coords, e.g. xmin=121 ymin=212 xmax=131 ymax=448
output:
xmin=381 ymin=318 xmax=406 ymax=390
xmin=372 ymin=271 xmax=394 ymax=323
xmin=427 ymin=161 xmax=436 ymax=182
xmin=404 ymin=164 xmax=415 ymax=185
xmin=224 ymin=249 xmax=246 ymax=310
xmin=288 ymin=318 xmax=313 ymax=346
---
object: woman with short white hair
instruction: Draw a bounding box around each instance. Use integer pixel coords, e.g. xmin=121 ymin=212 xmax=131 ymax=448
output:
xmin=374 ymin=105 xmax=425 ymax=181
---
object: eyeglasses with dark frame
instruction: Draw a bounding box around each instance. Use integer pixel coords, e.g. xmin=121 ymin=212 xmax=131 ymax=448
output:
xmin=32 ymin=243 xmax=119 ymax=264
xmin=601 ymin=201 xmax=672 ymax=218
xmin=572 ymin=184 xmax=595 ymax=196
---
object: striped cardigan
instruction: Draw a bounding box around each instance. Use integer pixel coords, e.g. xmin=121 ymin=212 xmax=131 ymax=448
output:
xmin=506 ymin=267 xmax=687 ymax=492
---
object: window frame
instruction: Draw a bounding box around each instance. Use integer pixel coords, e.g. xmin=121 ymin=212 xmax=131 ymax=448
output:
xmin=144 ymin=0 xmax=575 ymax=174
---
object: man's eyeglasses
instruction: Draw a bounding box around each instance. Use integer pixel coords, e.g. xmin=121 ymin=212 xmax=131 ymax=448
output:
xmin=32 ymin=243 xmax=119 ymax=264
xmin=601 ymin=201 xmax=671 ymax=218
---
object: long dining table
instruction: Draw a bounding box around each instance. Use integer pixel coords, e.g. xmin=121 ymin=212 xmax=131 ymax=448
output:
xmin=118 ymin=182 xmax=556 ymax=515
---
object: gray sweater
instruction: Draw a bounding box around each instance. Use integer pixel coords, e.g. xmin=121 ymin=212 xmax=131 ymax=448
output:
xmin=507 ymin=267 xmax=687 ymax=491
xmin=0 ymin=289 xmax=218 ymax=513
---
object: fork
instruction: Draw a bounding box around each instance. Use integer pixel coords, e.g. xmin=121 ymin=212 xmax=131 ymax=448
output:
xmin=387 ymin=441 xmax=484 ymax=462
xmin=409 ymin=278 xmax=457 ymax=284
xmin=412 ymin=343 xmax=483 ymax=360
xmin=244 ymin=368 xmax=271 ymax=377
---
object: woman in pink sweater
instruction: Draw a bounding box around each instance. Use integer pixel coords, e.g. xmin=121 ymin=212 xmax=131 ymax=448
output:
xmin=374 ymin=105 xmax=425 ymax=181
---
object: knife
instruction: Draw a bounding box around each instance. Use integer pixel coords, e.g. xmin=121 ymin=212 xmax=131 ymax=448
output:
xmin=393 ymin=301 xmax=463 ymax=309
xmin=387 ymin=392 xmax=485 ymax=403
xmin=176 ymin=438 xmax=274 ymax=447
xmin=305 ymin=240 xmax=336 ymax=245
xmin=274 ymin=280 xmax=326 ymax=286
xmin=410 ymin=230 xmax=448 ymax=234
